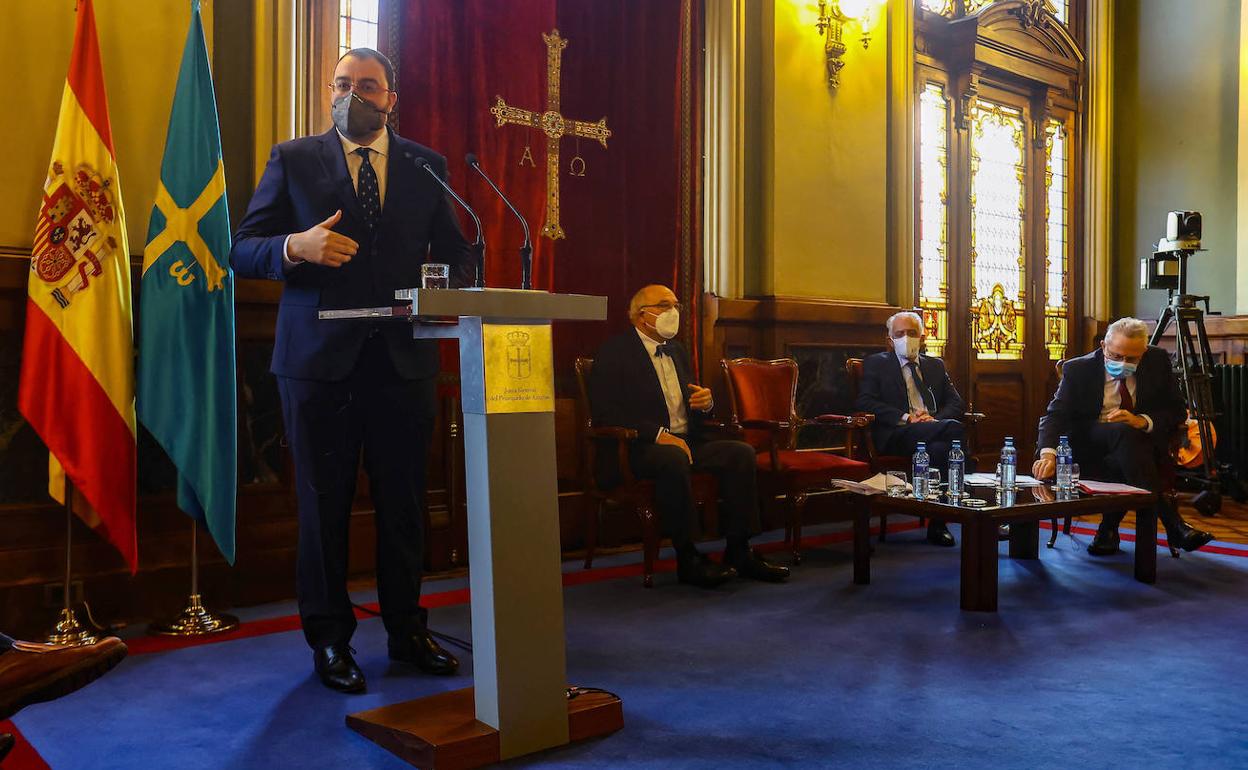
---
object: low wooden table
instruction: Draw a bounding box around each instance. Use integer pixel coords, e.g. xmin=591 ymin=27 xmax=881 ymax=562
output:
xmin=853 ymin=484 xmax=1157 ymax=612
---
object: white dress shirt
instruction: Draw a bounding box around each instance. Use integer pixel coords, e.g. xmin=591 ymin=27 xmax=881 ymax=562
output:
xmin=283 ymin=129 xmax=390 ymax=267
xmin=636 ymin=328 xmax=699 ymax=439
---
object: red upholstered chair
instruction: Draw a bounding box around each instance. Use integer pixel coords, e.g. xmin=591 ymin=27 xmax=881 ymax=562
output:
xmin=720 ymin=357 xmax=874 ymax=564
xmin=574 ymin=358 xmax=721 ymax=587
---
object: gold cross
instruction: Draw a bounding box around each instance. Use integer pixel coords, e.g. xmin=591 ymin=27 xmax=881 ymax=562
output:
xmin=489 ymin=29 xmax=611 ymax=240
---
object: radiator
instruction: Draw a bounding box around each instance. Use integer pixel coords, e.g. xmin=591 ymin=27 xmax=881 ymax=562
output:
xmin=1214 ymin=364 xmax=1248 ymax=475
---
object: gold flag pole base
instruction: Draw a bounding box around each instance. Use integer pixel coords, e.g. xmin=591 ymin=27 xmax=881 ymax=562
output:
xmin=45 ymin=607 xmax=98 ymax=647
xmin=148 ymin=594 xmax=239 ymax=637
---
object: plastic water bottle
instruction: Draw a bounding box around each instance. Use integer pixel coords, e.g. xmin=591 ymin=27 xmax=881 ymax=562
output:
xmin=1000 ymin=437 xmax=1017 ymax=491
xmin=912 ymin=442 xmax=930 ymax=500
xmin=1055 ymin=435 xmax=1073 ymax=491
xmin=947 ymin=440 xmax=965 ymax=500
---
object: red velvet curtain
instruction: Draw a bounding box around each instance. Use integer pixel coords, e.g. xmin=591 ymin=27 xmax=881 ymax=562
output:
xmin=395 ymin=0 xmax=701 ymax=383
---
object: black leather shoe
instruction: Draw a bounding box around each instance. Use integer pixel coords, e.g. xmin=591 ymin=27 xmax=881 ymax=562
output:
xmin=926 ymin=521 xmax=956 ymax=547
xmin=1087 ymin=528 xmax=1120 ymax=556
xmin=726 ymin=548 xmax=790 ymax=583
xmin=1170 ymin=525 xmax=1215 ymax=553
xmin=997 ymin=524 xmax=1011 ymax=541
xmin=676 ymin=551 xmax=736 ymax=588
xmin=0 ymin=732 xmax=14 ymax=763
xmin=389 ymin=631 xmax=459 ymax=676
xmin=313 ymin=645 xmax=365 ymax=693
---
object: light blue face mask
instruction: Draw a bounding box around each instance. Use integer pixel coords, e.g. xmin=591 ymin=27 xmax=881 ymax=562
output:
xmin=1105 ymin=358 xmax=1137 ymax=379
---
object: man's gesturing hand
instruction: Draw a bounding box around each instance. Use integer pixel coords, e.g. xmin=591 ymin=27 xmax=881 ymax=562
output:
xmin=288 ymin=210 xmax=358 ymax=267
xmin=687 ymin=383 xmax=713 ymax=412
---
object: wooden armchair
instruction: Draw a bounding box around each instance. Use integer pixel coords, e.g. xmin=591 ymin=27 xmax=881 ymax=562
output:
xmin=844 ymin=357 xmax=986 ymax=540
xmin=720 ymin=357 xmax=874 ymax=564
xmin=574 ymin=357 xmax=720 ymax=587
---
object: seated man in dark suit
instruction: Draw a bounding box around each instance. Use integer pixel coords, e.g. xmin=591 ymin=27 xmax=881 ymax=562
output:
xmin=854 ymin=311 xmax=967 ymax=547
xmin=588 ymin=284 xmax=789 ymax=588
xmin=1031 ymin=317 xmax=1213 ymax=554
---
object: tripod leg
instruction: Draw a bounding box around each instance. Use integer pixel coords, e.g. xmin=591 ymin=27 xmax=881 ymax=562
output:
xmin=1149 ymin=303 xmax=1174 ymax=347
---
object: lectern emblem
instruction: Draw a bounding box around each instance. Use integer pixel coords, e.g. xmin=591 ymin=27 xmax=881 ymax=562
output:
xmin=506 ymin=330 xmax=533 ymax=379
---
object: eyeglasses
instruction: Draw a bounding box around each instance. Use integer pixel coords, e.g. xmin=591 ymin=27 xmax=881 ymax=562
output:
xmin=640 ymin=302 xmax=683 ymax=314
xmin=328 ymin=80 xmax=393 ymax=97
xmin=1103 ymin=350 xmax=1142 ymax=364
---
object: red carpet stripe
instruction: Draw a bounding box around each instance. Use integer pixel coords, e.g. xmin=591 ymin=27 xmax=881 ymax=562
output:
xmin=125 ymin=518 xmax=1248 ymax=657
xmin=0 ymin=719 xmax=52 ymax=770
xmin=126 ymin=521 xmax=922 ymax=657
xmin=1038 ymin=520 xmax=1248 ymax=558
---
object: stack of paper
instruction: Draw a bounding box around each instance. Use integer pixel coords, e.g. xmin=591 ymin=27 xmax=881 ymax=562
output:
xmin=830 ymin=473 xmax=909 ymax=496
xmin=1077 ymin=480 xmax=1150 ymax=495
xmin=963 ymin=473 xmax=1044 ymax=488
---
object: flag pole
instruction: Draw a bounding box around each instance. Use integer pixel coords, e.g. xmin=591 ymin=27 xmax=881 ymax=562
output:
xmin=44 ymin=477 xmax=97 ymax=646
xmin=148 ymin=518 xmax=238 ymax=637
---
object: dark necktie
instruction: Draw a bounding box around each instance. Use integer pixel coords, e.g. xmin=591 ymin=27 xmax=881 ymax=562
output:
xmin=1117 ymin=377 xmax=1134 ymax=412
xmin=655 ymin=343 xmax=672 ymax=358
xmin=907 ymin=361 xmax=937 ymax=413
xmin=354 ymin=147 xmax=381 ymax=227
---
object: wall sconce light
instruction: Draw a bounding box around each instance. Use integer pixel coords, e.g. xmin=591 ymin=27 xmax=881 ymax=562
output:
xmin=814 ymin=0 xmax=881 ymax=90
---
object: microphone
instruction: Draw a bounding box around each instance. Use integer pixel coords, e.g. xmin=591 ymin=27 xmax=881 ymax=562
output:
xmin=466 ymin=152 xmax=534 ymax=290
xmin=409 ymin=154 xmax=485 ymax=288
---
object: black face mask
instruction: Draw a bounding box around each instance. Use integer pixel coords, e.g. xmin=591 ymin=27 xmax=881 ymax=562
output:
xmin=331 ymin=92 xmax=386 ymax=140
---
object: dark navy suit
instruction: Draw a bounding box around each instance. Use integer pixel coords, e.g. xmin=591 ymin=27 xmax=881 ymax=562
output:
xmin=854 ymin=350 xmax=967 ymax=468
xmin=1037 ymin=346 xmax=1186 ymax=535
xmin=231 ymin=128 xmax=470 ymax=649
xmin=588 ymin=331 xmax=759 ymax=545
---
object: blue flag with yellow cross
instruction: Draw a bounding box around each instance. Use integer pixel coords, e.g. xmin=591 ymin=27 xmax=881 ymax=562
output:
xmin=138 ymin=0 xmax=236 ymax=563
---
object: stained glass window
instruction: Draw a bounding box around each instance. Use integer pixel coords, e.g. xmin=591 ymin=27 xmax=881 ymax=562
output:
xmin=958 ymin=0 xmax=1067 ymax=23
xmin=917 ymin=83 xmax=950 ymax=357
xmin=339 ymin=0 xmax=379 ymax=58
xmin=920 ymin=0 xmax=955 ymax=16
xmin=969 ymin=101 xmax=1026 ymax=361
xmin=1044 ymin=120 xmax=1068 ymax=361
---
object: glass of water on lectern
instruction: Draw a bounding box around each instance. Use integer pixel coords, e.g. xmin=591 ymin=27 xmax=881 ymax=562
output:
xmin=422 ymin=263 xmax=450 ymax=289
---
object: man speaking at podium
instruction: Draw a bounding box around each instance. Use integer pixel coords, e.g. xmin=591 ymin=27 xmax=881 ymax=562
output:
xmin=589 ymin=285 xmax=790 ymax=588
xmin=231 ymin=48 xmax=470 ymax=693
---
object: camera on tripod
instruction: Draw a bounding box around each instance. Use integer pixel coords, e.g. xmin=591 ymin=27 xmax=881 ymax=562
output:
xmin=1140 ymin=210 xmax=1202 ymax=291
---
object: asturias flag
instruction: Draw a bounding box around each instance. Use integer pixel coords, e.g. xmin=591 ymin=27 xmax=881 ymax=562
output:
xmin=138 ymin=0 xmax=237 ymax=563
xmin=19 ymin=0 xmax=138 ymax=572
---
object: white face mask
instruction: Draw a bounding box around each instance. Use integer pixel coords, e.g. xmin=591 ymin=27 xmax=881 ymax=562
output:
xmin=652 ymin=308 xmax=680 ymax=340
xmin=893 ymin=335 xmax=921 ymax=360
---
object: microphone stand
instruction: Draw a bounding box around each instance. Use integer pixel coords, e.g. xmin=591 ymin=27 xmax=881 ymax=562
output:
xmin=412 ymin=156 xmax=485 ymax=288
xmin=467 ymin=154 xmax=533 ymax=290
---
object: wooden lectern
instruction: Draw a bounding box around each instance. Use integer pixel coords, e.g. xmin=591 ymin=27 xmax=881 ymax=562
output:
xmin=320 ymin=288 xmax=621 ymax=769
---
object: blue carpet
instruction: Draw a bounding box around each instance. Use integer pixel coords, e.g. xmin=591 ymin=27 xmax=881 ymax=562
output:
xmin=13 ymin=525 xmax=1248 ymax=769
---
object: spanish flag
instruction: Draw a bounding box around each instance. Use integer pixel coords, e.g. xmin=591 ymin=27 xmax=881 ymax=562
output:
xmin=19 ymin=0 xmax=138 ymax=572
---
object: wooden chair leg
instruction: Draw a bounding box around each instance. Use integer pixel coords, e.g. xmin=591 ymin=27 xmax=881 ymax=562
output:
xmin=1062 ymin=516 xmax=1072 ymax=535
xmin=790 ymin=492 xmax=807 ymax=565
xmin=1047 ymin=517 xmax=1059 ymax=548
xmin=639 ymin=506 xmax=658 ymax=588
xmin=879 ymin=513 xmax=888 ymax=542
xmin=583 ymin=501 xmax=601 ymax=570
